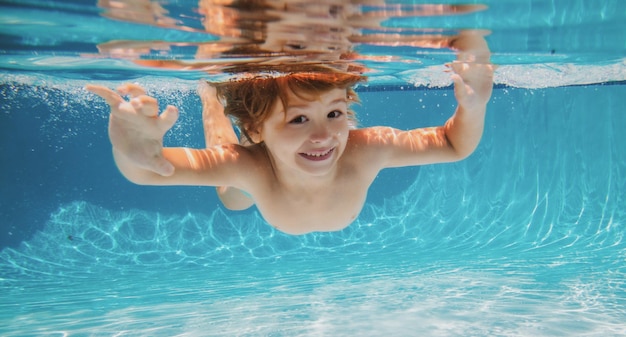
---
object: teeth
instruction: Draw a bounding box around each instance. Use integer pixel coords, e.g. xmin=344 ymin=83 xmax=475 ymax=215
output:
xmin=305 ymin=149 xmax=331 ymax=157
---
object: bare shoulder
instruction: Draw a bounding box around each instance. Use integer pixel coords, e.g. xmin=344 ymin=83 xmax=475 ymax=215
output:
xmin=233 ymin=142 xmax=276 ymax=188
xmin=343 ymin=127 xmax=399 ymax=170
xmin=224 ymin=142 xmax=273 ymax=176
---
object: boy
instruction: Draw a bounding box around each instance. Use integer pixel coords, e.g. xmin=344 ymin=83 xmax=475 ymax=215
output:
xmin=86 ymin=33 xmax=493 ymax=235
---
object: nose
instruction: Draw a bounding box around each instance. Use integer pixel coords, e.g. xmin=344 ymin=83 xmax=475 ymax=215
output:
xmin=309 ymin=122 xmax=331 ymax=144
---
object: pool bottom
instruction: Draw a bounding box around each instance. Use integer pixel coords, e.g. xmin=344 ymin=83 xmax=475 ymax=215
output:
xmin=1 ymin=199 xmax=624 ymax=336
xmin=1 ymin=250 xmax=624 ymax=336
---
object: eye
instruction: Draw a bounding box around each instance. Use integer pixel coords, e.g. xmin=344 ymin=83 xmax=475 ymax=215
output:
xmin=328 ymin=110 xmax=344 ymax=118
xmin=285 ymin=43 xmax=306 ymax=50
xmin=289 ymin=115 xmax=308 ymax=124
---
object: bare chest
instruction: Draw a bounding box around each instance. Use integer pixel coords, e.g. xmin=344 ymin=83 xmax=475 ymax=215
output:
xmin=255 ymin=184 xmax=368 ymax=235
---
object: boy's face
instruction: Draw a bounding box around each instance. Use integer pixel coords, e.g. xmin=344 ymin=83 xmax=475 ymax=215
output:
xmin=257 ymin=87 xmax=351 ymax=177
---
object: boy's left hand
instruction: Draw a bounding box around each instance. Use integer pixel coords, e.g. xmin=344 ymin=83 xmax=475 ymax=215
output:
xmin=449 ymin=60 xmax=494 ymax=112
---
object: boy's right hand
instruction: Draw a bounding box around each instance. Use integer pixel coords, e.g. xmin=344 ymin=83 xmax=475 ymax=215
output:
xmin=86 ymin=83 xmax=178 ymax=176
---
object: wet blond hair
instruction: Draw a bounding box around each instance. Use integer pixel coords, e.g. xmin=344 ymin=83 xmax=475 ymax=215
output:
xmin=211 ymin=66 xmax=366 ymax=143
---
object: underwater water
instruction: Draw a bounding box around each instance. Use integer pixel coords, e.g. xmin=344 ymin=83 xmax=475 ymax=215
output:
xmin=1 ymin=0 xmax=626 ymax=336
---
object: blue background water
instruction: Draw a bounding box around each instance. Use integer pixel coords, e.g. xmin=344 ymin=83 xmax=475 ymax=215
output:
xmin=1 ymin=0 xmax=626 ymax=335
xmin=1 ymin=81 xmax=625 ymax=335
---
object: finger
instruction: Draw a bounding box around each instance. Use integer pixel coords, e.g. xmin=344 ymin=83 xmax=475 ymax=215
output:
xmin=451 ymin=73 xmax=467 ymax=98
xmin=446 ymin=61 xmax=459 ymax=73
xmin=117 ymin=83 xmax=146 ymax=98
xmin=449 ymin=61 xmax=470 ymax=74
xmin=85 ymin=85 xmax=124 ymax=106
xmin=451 ymin=73 xmax=464 ymax=86
xmin=159 ymin=105 xmax=179 ymax=131
xmin=130 ymin=95 xmax=159 ymax=117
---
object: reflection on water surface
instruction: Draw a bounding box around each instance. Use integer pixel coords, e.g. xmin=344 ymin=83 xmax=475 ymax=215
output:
xmin=93 ymin=1 xmax=485 ymax=74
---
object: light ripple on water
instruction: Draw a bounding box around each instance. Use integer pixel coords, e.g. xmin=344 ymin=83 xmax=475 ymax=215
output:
xmin=0 ymin=172 xmax=624 ymax=335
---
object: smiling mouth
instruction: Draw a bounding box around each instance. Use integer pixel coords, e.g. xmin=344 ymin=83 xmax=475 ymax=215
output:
xmin=299 ymin=148 xmax=335 ymax=161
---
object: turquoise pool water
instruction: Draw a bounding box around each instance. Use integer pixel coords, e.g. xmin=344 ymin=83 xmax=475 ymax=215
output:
xmin=1 ymin=0 xmax=625 ymax=336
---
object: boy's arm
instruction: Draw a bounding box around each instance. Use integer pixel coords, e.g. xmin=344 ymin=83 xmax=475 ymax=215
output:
xmin=442 ymin=32 xmax=493 ymax=159
xmin=359 ymin=32 xmax=493 ymax=168
xmin=86 ymin=83 xmax=250 ymax=188
xmin=198 ymin=81 xmax=255 ymax=210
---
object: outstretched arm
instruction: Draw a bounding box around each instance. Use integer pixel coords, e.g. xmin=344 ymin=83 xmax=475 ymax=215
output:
xmin=86 ymin=83 xmax=251 ymax=189
xmin=356 ymin=31 xmax=494 ymax=168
